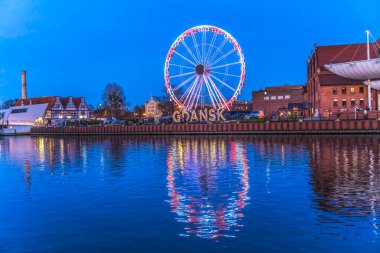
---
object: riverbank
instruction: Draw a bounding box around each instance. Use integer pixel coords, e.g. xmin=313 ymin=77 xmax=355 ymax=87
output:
xmin=31 ymin=120 xmax=380 ymax=135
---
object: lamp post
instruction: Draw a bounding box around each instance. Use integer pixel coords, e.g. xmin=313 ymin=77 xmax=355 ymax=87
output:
xmin=264 ymin=90 xmax=267 ymax=120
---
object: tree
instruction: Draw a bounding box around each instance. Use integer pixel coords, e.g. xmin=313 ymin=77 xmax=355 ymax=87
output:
xmin=1 ymin=99 xmax=16 ymax=109
xmin=101 ymin=83 xmax=126 ymax=118
xmin=132 ymin=105 xmax=145 ymax=119
xmin=155 ymin=87 xmax=175 ymax=116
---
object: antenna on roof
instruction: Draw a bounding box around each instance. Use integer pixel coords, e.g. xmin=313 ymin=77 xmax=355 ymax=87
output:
xmin=365 ymin=29 xmax=371 ymax=60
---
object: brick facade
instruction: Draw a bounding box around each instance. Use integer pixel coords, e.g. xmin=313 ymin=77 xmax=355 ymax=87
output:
xmin=306 ymin=40 xmax=380 ymax=117
xmin=251 ymin=85 xmax=307 ymax=117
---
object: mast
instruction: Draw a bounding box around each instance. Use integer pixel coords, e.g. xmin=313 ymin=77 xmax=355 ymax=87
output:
xmin=365 ymin=29 xmax=372 ymax=110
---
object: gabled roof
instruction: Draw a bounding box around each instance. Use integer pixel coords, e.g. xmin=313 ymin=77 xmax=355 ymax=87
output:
xmin=15 ymin=97 xmax=57 ymax=110
xmin=15 ymin=97 xmax=86 ymax=110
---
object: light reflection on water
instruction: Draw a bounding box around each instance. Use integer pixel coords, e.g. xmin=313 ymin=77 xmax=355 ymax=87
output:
xmin=0 ymin=135 xmax=379 ymax=252
xmin=167 ymin=138 xmax=249 ymax=239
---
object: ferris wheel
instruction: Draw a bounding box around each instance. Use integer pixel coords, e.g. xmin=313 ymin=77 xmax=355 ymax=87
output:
xmin=164 ymin=25 xmax=246 ymax=111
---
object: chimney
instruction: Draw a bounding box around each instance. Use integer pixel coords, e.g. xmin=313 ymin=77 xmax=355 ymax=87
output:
xmin=21 ymin=70 xmax=27 ymax=99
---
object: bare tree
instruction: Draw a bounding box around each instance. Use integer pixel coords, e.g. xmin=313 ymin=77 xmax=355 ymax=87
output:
xmin=101 ymin=83 xmax=126 ymax=118
xmin=1 ymin=99 xmax=16 ymax=109
xmin=155 ymin=87 xmax=175 ymax=116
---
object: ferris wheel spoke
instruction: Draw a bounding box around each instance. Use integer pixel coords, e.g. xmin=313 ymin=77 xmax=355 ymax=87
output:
xmin=169 ymin=71 xmax=196 ymax=79
xmin=180 ymin=76 xmax=198 ymax=101
xmin=206 ymin=74 xmax=230 ymax=110
xmin=211 ymin=61 xmax=241 ymax=70
xmin=201 ymin=30 xmax=206 ymax=64
xmin=173 ymin=51 xmax=197 ymax=66
xmin=209 ymin=73 xmax=236 ymax=92
xmin=182 ymin=76 xmax=199 ymax=109
xmin=172 ymin=74 xmax=197 ymax=91
xmin=182 ymin=40 xmax=200 ymax=64
xmin=191 ymin=33 xmax=202 ymax=63
xmin=209 ymin=48 xmax=237 ymax=66
xmin=190 ymin=76 xmax=203 ymax=110
xmin=203 ymin=76 xmax=218 ymax=109
xmin=193 ymin=77 xmax=204 ymax=110
xmin=169 ymin=63 xmax=194 ymax=70
xmin=207 ymin=38 xmax=228 ymax=65
xmin=205 ymin=32 xmax=217 ymax=65
xmin=211 ymin=70 xmax=241 ymax=78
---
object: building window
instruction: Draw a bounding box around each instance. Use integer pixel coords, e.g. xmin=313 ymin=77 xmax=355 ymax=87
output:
xmin=342 ymin=99 xmax=347 ymax=107
xmin=264 ymin=96 xmax=269 ymax=101
xmin=284 ymin=95 xmax=291 ymax=99
xmin=278 ymin=96 xmax=283 ymax=99
xmin=359 ymin=87 xmax=364 ymax=93
xmin=350 ymin=87 xmax=355 ymax=94
xmin=342 ymin=88 xmax=346 ymax=94
xmin=333 ymin=88 xmax=337 ymax=95
xmin=351 ymin=99 xmax=356 ymax=106
xmin=333 ymin=100 xmax=338 ymax=107
xmin=271 ymin=96 xmax=277 ymax=100
xmin=360 ymin=98 xmax=365 ymax=106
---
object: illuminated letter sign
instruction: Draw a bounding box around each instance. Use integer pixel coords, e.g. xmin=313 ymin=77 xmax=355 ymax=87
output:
xmin=172 ymin=109 xmax=226 ymax=122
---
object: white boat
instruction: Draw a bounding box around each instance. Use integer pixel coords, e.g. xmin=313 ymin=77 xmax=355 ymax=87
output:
xmin=0 ymin=103 xmax=48 ymax=135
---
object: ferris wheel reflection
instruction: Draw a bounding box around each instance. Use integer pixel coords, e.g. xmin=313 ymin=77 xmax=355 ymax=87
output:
xmin=166 ymin=137 xmax=250 ymax=239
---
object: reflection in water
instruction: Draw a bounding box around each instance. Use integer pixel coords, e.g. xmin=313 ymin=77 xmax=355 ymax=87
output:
xmin=167 ymin=137 xmax=249 ymax=239
xmin=309 ymin=136 xmax=380 ymax=235
xmin=1 ymin=135 xmax=380 ymax=249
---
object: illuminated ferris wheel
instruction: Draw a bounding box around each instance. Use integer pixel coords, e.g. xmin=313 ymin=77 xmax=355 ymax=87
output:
xmin=164 ymin=25 xmax=246 ymax=111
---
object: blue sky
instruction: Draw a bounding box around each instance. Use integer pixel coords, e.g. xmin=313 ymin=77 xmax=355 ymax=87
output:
xmin=0 ymin=0 xmax=379 ymax=107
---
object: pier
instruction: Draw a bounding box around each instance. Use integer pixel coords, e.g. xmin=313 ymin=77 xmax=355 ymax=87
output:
xmin=31 ymin=120 xmax=380 ymax=135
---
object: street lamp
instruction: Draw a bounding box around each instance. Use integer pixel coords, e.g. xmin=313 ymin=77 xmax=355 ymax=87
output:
xmin=264 ymin=90 xmax=267 ymax=119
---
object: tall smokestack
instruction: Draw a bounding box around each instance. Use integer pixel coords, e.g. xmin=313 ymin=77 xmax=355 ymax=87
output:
xmin=21 ymin=70 xmax=27 ymax=99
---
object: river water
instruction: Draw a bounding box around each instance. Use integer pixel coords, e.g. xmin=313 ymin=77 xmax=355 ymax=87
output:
xmin=0 ymin=135 xmax=379 ymax=252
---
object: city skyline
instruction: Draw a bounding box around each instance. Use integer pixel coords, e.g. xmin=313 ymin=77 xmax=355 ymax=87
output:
xmin=0 ymin=0 xmax=379 ymax=107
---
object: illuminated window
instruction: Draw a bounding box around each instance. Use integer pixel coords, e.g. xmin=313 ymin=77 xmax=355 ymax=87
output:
xmin=285 ymin=95 xmax=291 ymax=99
xmin=350 ymin=87 xmax=355 ymax=94
xmin=264 ymin=96 xmax=269 ymax=100
xmin=278 ymin=96 xmax=283 ymax=99
xmin=271 ymin=96 xmax=277 ymax=100
xmin=342 ymin=88 xmax=346 ymax=94
xmin=333 ymin=99 xmax=338 ymax=107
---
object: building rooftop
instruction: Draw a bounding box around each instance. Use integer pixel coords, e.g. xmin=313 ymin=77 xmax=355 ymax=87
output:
xmin=15 ymin=96 xmax=84 ymax=110
xmin=315 ymin=39 xmax=380 ymax=68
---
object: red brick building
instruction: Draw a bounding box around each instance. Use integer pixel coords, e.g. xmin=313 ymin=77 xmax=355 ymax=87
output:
xmin=306 ymin=39 xmax=380 ymax=117
xmin=251 ymin=85 xmax=307 ymax=117
xmin=230 ymin=100 xmax=251 ymax=112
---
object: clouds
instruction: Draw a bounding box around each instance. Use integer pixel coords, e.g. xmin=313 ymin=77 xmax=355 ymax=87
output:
xmin=0 ymin=0 xmax=39 ymax=38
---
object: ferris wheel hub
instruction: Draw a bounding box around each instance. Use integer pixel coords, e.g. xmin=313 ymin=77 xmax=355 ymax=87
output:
xmin=195 ymin=64 xmax=205 ymax=75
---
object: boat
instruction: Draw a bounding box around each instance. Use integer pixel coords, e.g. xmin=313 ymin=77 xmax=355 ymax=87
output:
xmin=0 ymin=103 xmax=48 ymax=135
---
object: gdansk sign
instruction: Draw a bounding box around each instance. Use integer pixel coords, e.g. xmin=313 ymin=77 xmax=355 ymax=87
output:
xmin=172 ymin=109 xmax=226 ymax=123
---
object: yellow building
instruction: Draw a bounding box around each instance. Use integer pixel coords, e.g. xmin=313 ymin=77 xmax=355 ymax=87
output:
xmin=145 ymin=96 xmax=162 ymax=119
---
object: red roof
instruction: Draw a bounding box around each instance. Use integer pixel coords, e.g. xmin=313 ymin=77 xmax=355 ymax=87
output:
xmin=15 ymin=97 xmax=57 ymax=110
xmin=15 ymin=97 xmax=84 ymax=110
xmin=316 ymin=40 xmax=380 ymax=68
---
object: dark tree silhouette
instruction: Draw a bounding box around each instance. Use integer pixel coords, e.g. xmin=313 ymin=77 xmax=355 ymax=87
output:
xmin=101 ymin=83 xmax=126 ymax=118
xmin=1 ymin=99 xmax=16 ymax=109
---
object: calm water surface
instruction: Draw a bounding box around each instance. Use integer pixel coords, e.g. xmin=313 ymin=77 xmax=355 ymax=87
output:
xmin=0 ymin=135 xmax=379 ymax=252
